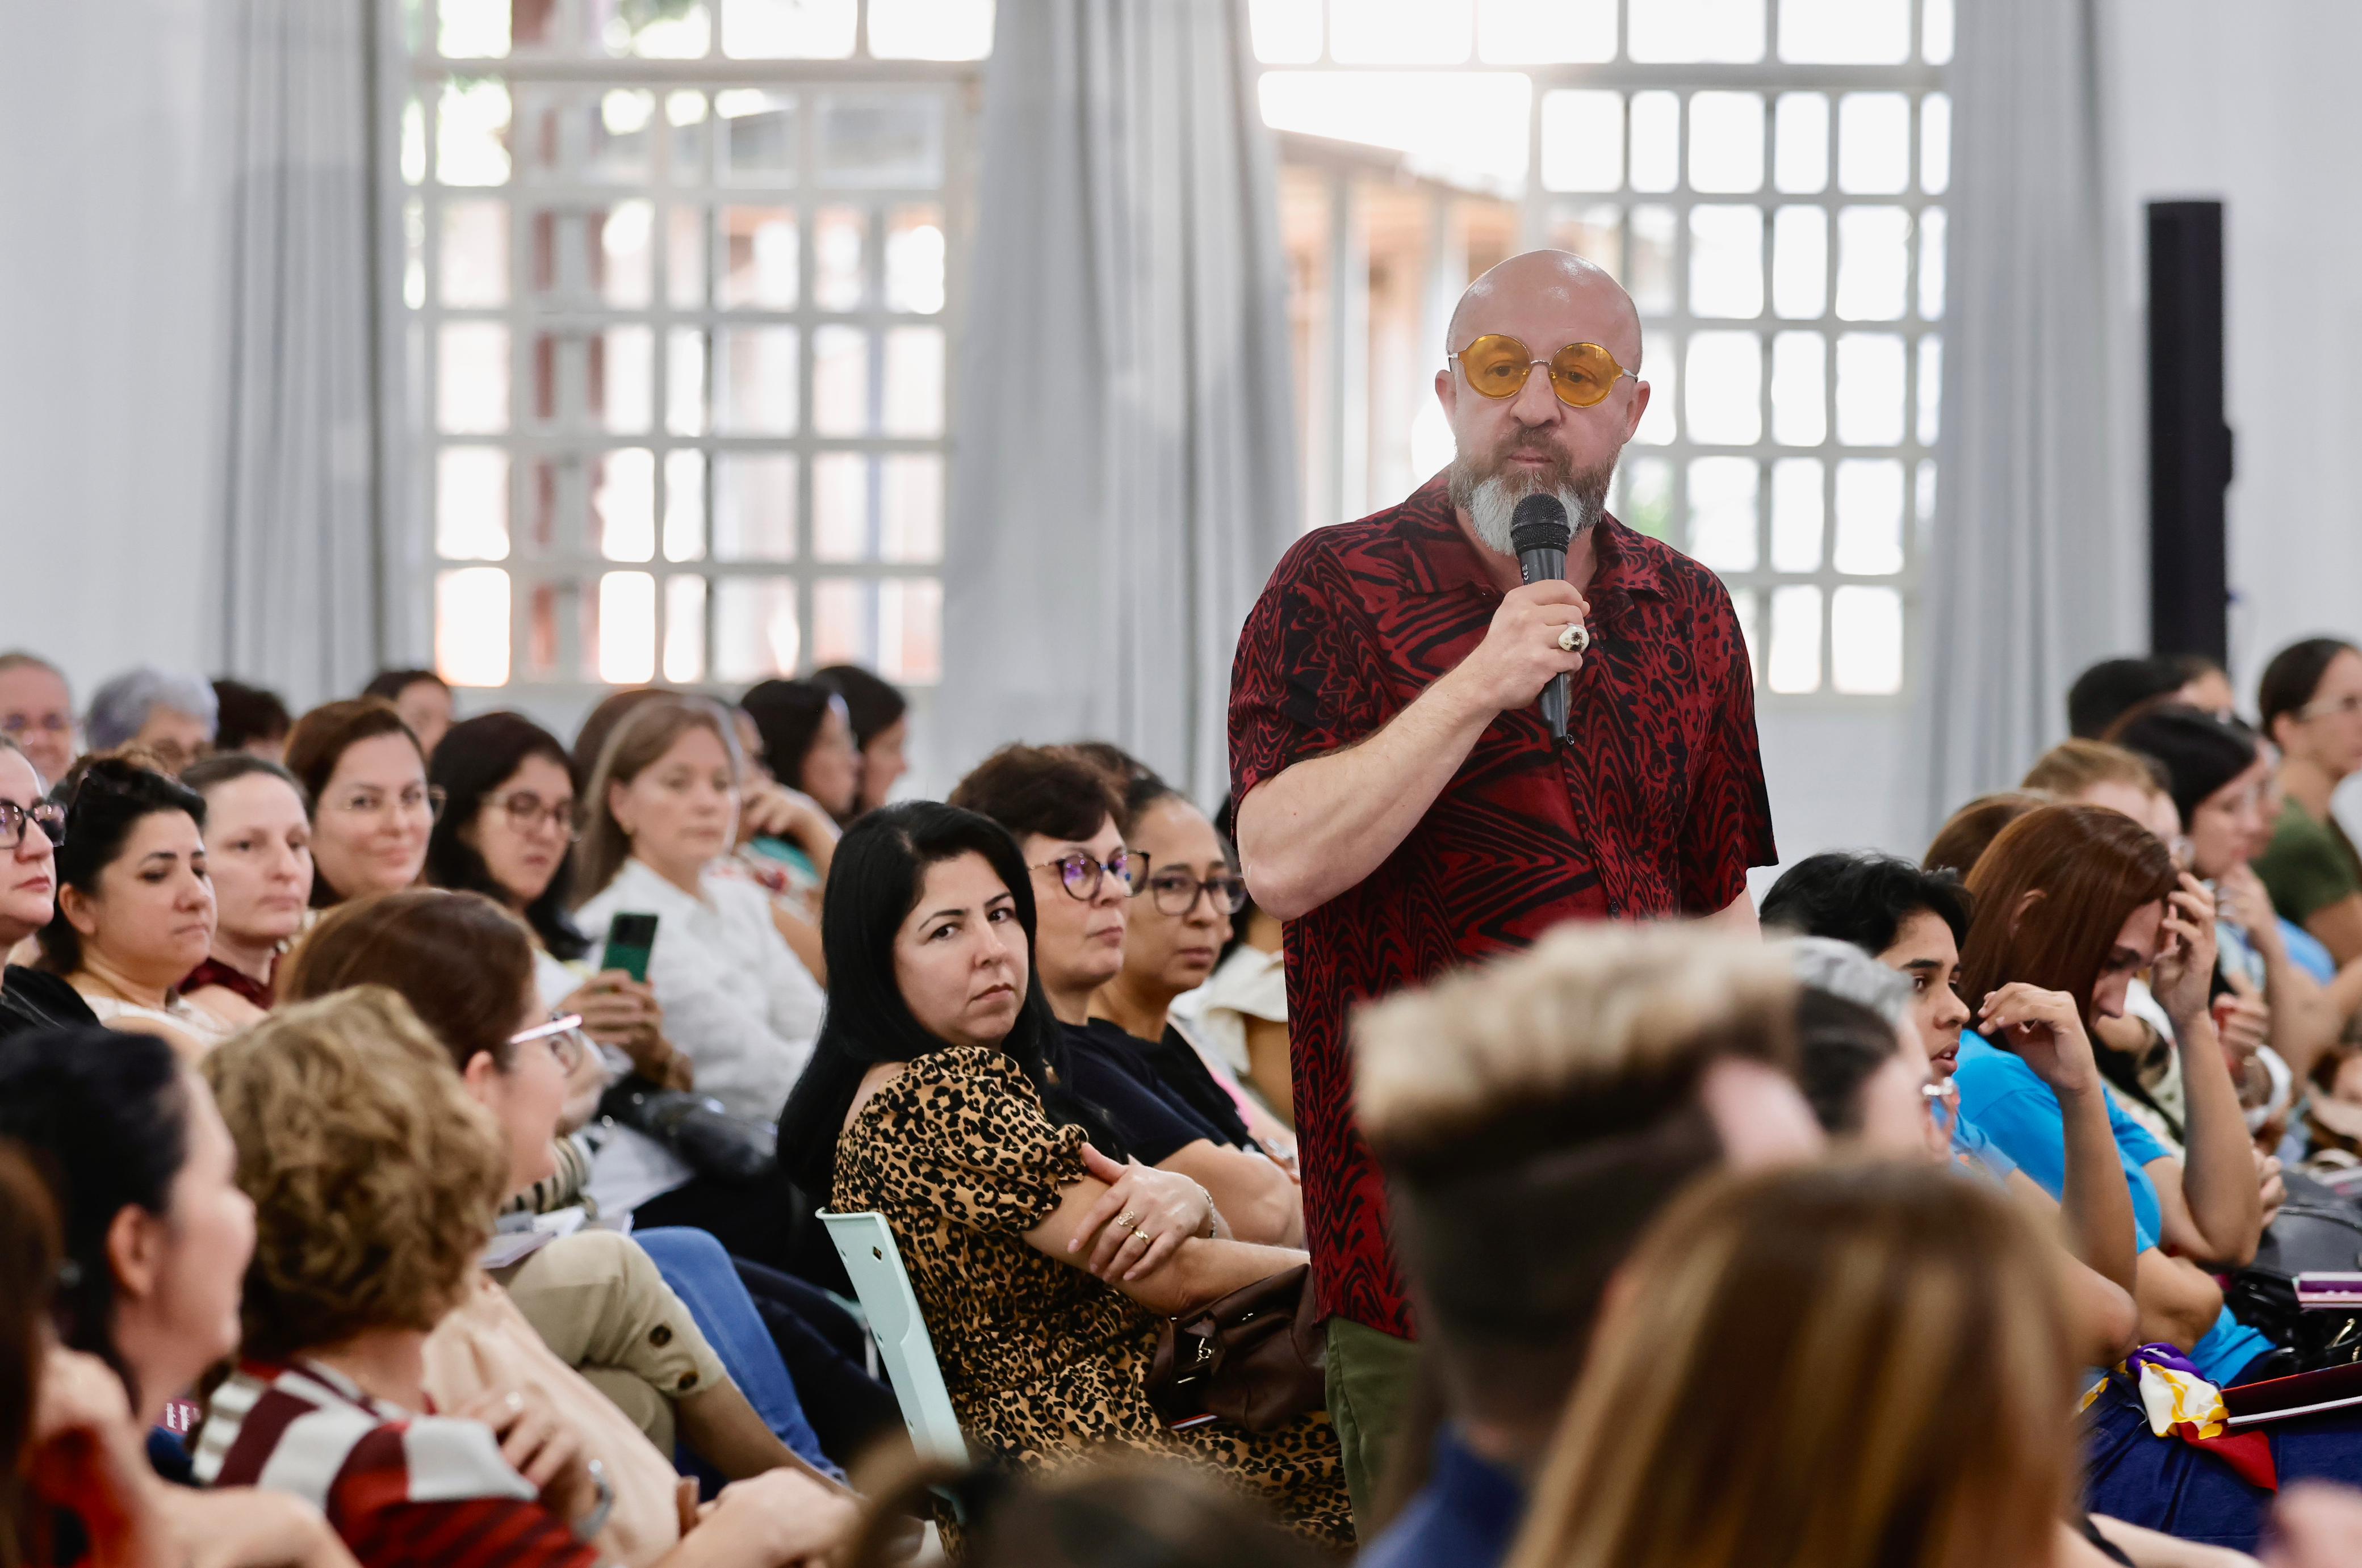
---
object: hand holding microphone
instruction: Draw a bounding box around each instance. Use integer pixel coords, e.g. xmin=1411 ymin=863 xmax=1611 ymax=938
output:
xmin=1453 ymin=498 xmax=1589 ymax=739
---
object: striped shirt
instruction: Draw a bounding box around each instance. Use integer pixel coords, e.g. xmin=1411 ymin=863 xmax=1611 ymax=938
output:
xmin=193 ymin=1360 xmax=599 ymax=1568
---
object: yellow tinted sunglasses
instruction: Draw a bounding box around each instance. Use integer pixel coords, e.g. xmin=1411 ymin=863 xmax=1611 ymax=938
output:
xmin=1448 ymin=334 xmax=1638 ymax=409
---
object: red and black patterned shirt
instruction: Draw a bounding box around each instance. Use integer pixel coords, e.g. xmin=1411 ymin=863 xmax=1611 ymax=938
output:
xmin=1228 ymin=474 xmax=1776 ymax=1339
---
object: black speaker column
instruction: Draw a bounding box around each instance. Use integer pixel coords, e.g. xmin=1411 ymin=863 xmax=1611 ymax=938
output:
xmin=2147 ymin=200 xmax=2234 ymax=665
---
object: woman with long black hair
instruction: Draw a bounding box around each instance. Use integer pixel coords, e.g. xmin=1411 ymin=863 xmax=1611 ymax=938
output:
xmin=776 ymin=803 xmax=1349 ymax=1548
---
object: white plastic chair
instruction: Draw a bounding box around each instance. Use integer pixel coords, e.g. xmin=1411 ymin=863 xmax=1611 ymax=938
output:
xmin=819 ymin=1210 xmax=969 ymax=1465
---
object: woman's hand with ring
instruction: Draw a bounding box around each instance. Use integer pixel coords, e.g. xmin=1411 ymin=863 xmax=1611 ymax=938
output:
xmin=1071 ymin=1144 xmax=1214 ymax=1281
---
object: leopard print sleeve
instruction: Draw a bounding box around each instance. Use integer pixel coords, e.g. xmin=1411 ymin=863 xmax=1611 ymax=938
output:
xmin=892 ymin=1047 xmax=1088 ymax=1236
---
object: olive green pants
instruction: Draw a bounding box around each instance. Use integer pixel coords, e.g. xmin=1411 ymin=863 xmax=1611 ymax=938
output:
xmin=1325 ymin=1317 xmax=1422 ymax=1531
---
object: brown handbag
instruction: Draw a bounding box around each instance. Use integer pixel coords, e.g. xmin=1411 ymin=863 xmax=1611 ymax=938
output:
xmin=1145 ymin=1263 xmax=1327 ymax=1434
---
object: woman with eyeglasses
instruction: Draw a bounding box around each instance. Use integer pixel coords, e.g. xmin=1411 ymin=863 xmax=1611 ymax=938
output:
xmin=177 ymin=754 xmax=313 ymax=1025
xmin=284 ymin=698 xmax=436 ymax=908
xmin=0 ymin=736 xmax=95 ymax=1039
xmin=2256 ymin=638 xmax=2362 ymax=969
xmin=38 ymin=757 xmax=234 ymax=1059
xmin=1087 ymin=771 xmax=1299 ymax=1177
xmin=950 ymin=745 xmax=1304 ymax=1259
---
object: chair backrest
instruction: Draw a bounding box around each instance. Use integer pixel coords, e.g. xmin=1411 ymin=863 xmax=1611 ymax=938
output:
xmin=819 ymin=1210 xmax=968 ymax=1464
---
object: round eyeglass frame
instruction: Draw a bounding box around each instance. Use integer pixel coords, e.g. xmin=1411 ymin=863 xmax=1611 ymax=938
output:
xmin=1447 ymin=334 xmax=1639 ymax=409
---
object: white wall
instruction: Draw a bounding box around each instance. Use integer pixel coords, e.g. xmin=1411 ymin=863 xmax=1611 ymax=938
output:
xmin=0 ymin=1 xmax=227 ymax=699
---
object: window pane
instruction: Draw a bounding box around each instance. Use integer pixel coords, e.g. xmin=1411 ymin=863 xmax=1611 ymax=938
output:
xmin=1837 ymin=93 xmax=1912 ymax=194
xmin=403 ymin=95 xmax=426 ymax=185
xmin=440 ymin=200 xmax=508 ymax=307
xmin=722 ymin=0 xmax=857 ymax=57
xmin=1549 ymin=202 xmax=1623 ymax=279
xmin=668 ymin=204 xmax=709 ymax=307
xmin=1257 ymin=72 xmax=1532 ymax=191
xmin=667 ymin=328 xmax=707 ymax=436
xmin=1834 ymin=206 xmax=1910 ymax=320
xmin=664 ymin=576 xmax=707 ymax=684
xmin=1628 ymin=204 xmax=1677 ymax=315
xmin=1924 ymin=0 xmax=1954 ymax=64
xmin=1770 ymin=330 xmax=1825 ymax=446
xmin=664 ymin=450 xmax=707 ymax=561
xmin=1689 ymin=207 xmax=1764 ymax=319
xmin=1689 ymin=91 xmax=1764 ymax=194
xmin=1636 ymin=334 xmax=1678 ymax=444
xmin=1835 ymin=332 xmax=1905 ymax=446
xmin=1478 ymin=0 xmax=1615 ymax=62
xmin=1770 ymin=456 xmax=1823 ymax=571
xmin=404 ymin=198 xmax=426 ymax=311
xmin=594 ymin=448 xmax=656 ymax=561
xmin=720 ymin=206 xmax=799 ymax=307
xmin=886 ymin=207 xmax=946 ymax=312
xmin=1331 ymin=0 xmax=1473 ymax=64
xmin=878 ymin=578 xmax=942 ymax=682
xmin=1768 ymin=584 xmax=1822 ymax=693
xmin=437 ymin=80 xmax=512 ymax=186
xmin=1618 ymin=455 xmax=1675 ymax=538
xmin=714 ymin=327 xmax=799 ymax=433
xmin=436 ymin=568 xmax=511 ymax=687
xmin=714 ymin=578 xmax=802 ymax=678
xmin=881 ymin=456 xmax=944 ymax=561
xmin=1628 ymin=91 xmax=1680 ymax=192
xmin=1778 ymin=0 xmax=1908 ymax=62
xmin=1831 ymin=585 xmax=1903 ymax=693
xmin=719 ymin=91 xmax=798 ymax=182
xmin=1250 ymin=0 xmax=1323 ymax=62
xmin=1916 ymin=456 xmax=1937 ymax=524
xmin=441 ymin=0 xmax=509 ymax=58
xmin=667 ymin=91 xmax=710 ymax=183
xmin=819 ymin=93 xmax=945 ymax=187
xmin=1773 ymin=92 xmax=1828 ymax=194
xmin=1834 ymin=456 xmax=1905 ymax=572
xmin=438 ymin=322 xmax=509 ymax=433
xmin=1684 ymin=332 xmax=1762 ymax=446
xmin=609 ymin=1 xmax=711 ymax=56
xmin=813 ymin=577 xmax=868 ymax=665
xmin=1540 ymin=90 xmax=1623 ymax=193
xmin=597 ymin=572 xmax=657 ymax=685
xmin=1919 ymin=207 xmax=1946 ymax=318
xmin=1772 ymin=205 xmax=1827 ymax=318
xmin=1916 ymin=334 xmax=1942 ymax=445
xmin=814 ymin=207 xmax=867 ymax=309
xmin=1921 ymin=93 xmax=1950 ymax=193
xmin=1687 ymin=456 xmax=1760 ymax=571
xmin=813 ymin=325 xmax=870 ymax=436
xmin=598 ymin=202 xmax=654 ymax=307
xmin=715 ymin=455 xmax=798 ymax=559
xmin=1732 ymin=588 xmax=1762 ymax=677
xmin=600 ymin=325 xmax=654 ymax=434
xmin=813 ymin=453 xmax=869 ymax=560
xmin=437 ymin=447 xmax=510 ymax=560
xmin=1629 ymin=0 xmax=1765 ymax=62
xmin=870 ymin=0 xmax=996 ymax=60
xmin=883 ymin=326 xmax=945 ymax=436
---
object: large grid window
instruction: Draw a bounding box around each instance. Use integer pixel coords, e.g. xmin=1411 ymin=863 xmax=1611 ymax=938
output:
xmin=1255 ymin=0 xmax=1951 ymax=698
xmin=401 ymin=0 xmax=989 ymax=699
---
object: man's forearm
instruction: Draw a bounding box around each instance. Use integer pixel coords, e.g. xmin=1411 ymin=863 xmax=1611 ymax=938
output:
xmin=1237 ymin=665 xmax=1498 ymax=920
xmin=2057 ymin=1084 xmax=2139 ymax=1293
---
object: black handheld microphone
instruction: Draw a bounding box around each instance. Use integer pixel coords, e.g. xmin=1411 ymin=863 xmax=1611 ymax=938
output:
xmin=1509 ymin=493 xmax=1584 ymax=745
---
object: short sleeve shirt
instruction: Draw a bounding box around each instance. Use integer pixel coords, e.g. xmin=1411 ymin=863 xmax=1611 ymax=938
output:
xmin=2255 ymin=798 xmax=2362 ymax=926
xmin=1062 ymin=1021 xmax=1230 ymax=1165
xmin=1228 ymin=476 xmax=1777 ymax=1338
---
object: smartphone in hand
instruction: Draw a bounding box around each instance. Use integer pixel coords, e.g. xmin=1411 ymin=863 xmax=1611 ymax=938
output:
xmin=602 ymin=912 xmax=660 ymax=983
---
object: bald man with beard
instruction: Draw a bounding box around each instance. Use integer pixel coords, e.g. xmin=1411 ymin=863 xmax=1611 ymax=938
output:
xmin=1228 ymin=250 xmax=1777 ymax=1518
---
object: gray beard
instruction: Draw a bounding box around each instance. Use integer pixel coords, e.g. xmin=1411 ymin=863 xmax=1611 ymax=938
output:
xmin=1451 ymin=466 xmax=1611 ymax=556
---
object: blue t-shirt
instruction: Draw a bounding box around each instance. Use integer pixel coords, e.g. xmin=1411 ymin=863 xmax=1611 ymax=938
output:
xmin=1952 ymin=1113 xmax=2019 ymax=1181
xmin=1953 ymin=1032 xmax=2272 ymax=1386
xmin=1358 ymin=1426 xmax=1525 ymax=1568
xmin=2284 ymin=917 xmax=2336 ymax=984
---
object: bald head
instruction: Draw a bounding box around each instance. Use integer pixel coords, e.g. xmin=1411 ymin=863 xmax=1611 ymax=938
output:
xmin=1446 ymin=250 xmax=1643 ymax=371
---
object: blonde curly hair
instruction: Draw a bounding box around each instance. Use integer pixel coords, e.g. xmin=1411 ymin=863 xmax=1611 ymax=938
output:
xmin=201 ymin=987 xmax=506 ymax=1361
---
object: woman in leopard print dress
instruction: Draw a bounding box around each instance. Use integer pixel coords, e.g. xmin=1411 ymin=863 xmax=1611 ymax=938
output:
xmin=778 ymin=803 xmax=1351 ymax=1549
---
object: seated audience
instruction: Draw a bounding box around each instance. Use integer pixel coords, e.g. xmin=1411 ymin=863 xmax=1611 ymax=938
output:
xmin=0 ymin=1029 xmax=361 ymax=1568
xmin=724 ymin=689 xmax=845 ymax=951
xmin=2255 ymin=638 xmax=2362 ymax=966
xmin=284 ymin=699 xmax=433 ymax=907
xmin=811 ymin=665 xmax=909 ymax=819
xmin=2072 ymin=655 xmax=2191 ymax=740
xmin=572 ymin=686 xmax=667 ymax=782
xmin=2025 ymin=738 xmax=2179 ymax=836
xmin=1505 ymin=1162 xmax=2080 ymax=1568
xmin=1350 ymin=923 xmax=1823 ymax=1568
xmin=2171 ymin=653 xmax=2242 ymax=720
xmin=1085 ymin=769 xmax=1296 ymax=1171
xmin=1174 ymin=873 xmax=1293 ymax=1129
xmin=210 ymin=679 xmax=292 ymax=763
xmin=575 ymin=698 xmax=824 ymax=1125
xmin=0 ymin=651 xmax=76 ymax=786
xmin=740 ymin=681 xmax=860 ymax=825
xmin=0 ymin=738 xmax=91 ymax=1038
xmin=776 ymin=802 xmax=1350 ymax=1547
xmin=359 ymin=668 xmax=453 ymax=759
xmin=84 ymin=669 xmax=217 ymax=777
xmin=38 ymin=758 xmax=233 ymax=1055
xmin=195 ymin=989 xmax=851 ymax=1568
xmin=950 ymin=746 xmax=1303 ymax=1250
xmin=1924 ymin=789 xmax=2048 ymax=878
xmin=178 ymin=755 xmax=312 ymax=1022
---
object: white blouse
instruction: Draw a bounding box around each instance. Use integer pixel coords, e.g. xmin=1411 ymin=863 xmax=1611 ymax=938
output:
xmin=576 ymin=857 xmax=825 ymax=1123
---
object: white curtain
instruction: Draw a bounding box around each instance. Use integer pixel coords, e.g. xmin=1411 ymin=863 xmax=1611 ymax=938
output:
xmin=216 ymin=0 xmax=407 ymax=707
xmin=1918 ymin=0 xmax=2133 ymax=829
xmin=933 ymin=0 xmax=1297 ymax=808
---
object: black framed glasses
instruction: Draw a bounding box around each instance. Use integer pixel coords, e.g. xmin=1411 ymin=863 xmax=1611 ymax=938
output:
xmin=1144 ymin=867 xmax=1249 ymax=917
xmin=1033 ymin=848 xmax=1141 ymax=902
xmin=489 ymin=789 xmax=579 ymax=841
xmin=0 ymin=799 xmax=64 ymax=851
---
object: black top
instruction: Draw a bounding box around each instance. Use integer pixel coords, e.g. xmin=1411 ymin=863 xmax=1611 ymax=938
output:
xmin=1095 ymin=1019 xmax=1255 ymax=1150
xmin=1059 ymin=1021 xmax=1228 ymax=1166
xmin=0 ymin=966 xmax=97 ymax=1040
